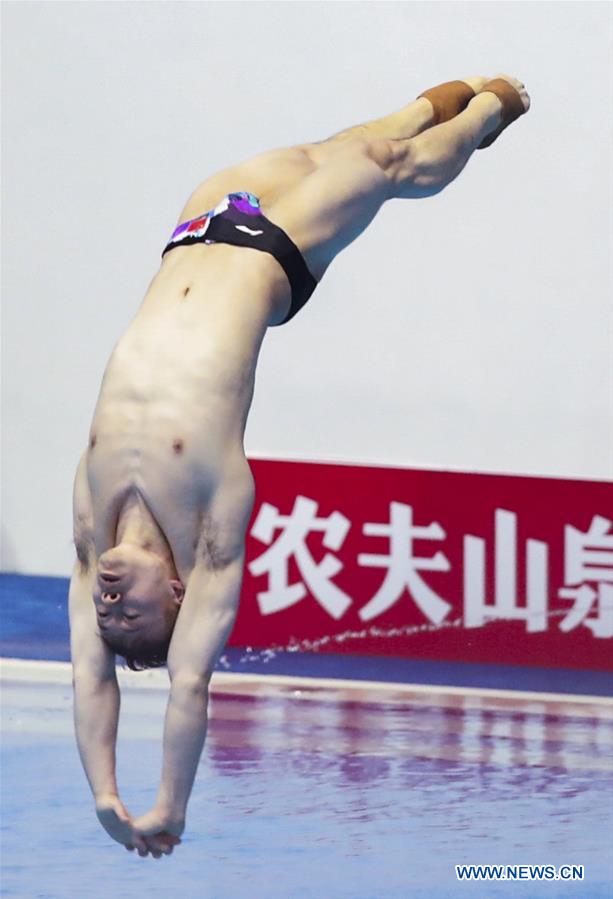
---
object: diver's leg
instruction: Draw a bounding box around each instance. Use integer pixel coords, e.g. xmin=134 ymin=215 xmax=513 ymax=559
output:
xmin=174 ymin=145 xmax=318 ymax=223
xmin=390 ymin=75 xmax=530 ymax=198
xmin=175 ymin=76 xmax=490 ymax=221
xmin=267 ymin=76 xmax=529 ymax=280
xmin=310 ymin=76 xmax=489 ymax=151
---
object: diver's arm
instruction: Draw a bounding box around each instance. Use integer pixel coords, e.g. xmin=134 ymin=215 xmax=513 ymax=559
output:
xmin=70 ymin=562 xmax=155 ymax=854
xmin=141 ymin=463 xmax=254 ymax=828
xmin=69 ymin=455 xmax=150 ymax=851
xmin=154 ymin=553 xmax=246 ymax=823
xmin=70 ymin=453 xmax=121 ymax=802
xmin=69 ymin=560 xmax=121 ymax=801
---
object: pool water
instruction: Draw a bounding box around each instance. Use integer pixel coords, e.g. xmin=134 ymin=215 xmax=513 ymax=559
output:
xmin=2 ymin=667 xmax=612 ymax=899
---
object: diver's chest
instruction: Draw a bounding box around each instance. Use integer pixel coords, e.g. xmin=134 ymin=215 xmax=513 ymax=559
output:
xmin=88 ymin=428 xmax=218 ymax=502
xmin=87 ymin=440 xmax=213 ymax=562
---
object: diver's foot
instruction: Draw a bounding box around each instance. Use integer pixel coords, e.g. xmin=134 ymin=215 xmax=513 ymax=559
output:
xmin=475 ymin=74 xmax=530 ymax=148
xmin=417 ymin=76 xmax=489 ymax=126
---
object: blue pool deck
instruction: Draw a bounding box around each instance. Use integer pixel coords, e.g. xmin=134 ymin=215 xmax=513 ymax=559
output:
xmin=1 ymin=573 xmax=612 ymax=695
xmin=1 ymin=573 xmax=612 ymax=899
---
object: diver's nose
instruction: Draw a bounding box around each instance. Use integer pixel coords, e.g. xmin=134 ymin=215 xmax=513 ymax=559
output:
xmin=101 ymin=591 xmax=122 ymax=604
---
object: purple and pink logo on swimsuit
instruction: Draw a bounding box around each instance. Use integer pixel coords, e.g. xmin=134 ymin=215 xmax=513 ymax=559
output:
xmin=227 ymin=192 xmax=262 ymax=216
xmin=168 ymin=215 xmax=211 ymax=244
xmin=167 ymin=191 xmax=263 ymax=246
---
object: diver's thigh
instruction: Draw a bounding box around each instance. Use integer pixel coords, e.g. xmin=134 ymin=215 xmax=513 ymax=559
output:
xmin=175 ymin=145 xmax=317 ymax=224
xmin=265 ymin=141 xmax=390 ymax=280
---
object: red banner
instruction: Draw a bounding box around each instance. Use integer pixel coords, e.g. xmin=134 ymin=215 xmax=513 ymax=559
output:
xmin=230 ymin=459 xmax=613 ymax=671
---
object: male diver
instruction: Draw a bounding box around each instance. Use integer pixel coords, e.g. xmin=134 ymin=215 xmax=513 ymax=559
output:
xmin=69 ymin=75 xmax=530 ymax=857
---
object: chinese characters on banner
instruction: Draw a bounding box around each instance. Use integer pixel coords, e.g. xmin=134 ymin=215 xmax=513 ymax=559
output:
xmin=229 ymin=460 xmax=613 ymax=671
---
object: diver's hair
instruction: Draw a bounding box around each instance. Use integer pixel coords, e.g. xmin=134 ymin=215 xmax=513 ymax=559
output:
xmin=100 ymin=631 xmax=172 ymax=672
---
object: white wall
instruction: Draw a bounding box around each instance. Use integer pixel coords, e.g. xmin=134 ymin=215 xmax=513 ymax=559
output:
xmin=2 ymin=1 xmax=612 ymax=576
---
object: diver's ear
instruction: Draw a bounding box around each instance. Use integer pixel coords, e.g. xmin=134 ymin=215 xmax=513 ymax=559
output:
xmin=169 ymin=580 xmax=185 ymax=605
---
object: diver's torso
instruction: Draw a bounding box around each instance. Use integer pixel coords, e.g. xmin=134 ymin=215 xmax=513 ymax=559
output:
xmin=86 ymin=244 xmax=288 ymax=572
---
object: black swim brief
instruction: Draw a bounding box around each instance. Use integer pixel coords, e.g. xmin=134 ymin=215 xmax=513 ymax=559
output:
xmin=162 ymin=191 xmax=317 ymax=325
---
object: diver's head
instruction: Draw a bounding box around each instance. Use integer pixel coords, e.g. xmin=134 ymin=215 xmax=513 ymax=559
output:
xmin=94 ymin=544 xmax=184 ymax=670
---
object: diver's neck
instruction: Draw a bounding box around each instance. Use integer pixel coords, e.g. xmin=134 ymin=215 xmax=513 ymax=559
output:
xmin=116 ymin=490 xmax=178 ymax=576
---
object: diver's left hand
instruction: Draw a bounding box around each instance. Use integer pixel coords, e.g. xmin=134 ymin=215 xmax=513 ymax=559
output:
xmin=132 ymin=806 xmax=185 ymax=857
xmin=95 ymin=794 xmax=151 ymax=856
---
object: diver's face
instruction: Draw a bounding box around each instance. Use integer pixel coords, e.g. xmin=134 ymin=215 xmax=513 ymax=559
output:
xmin=93 ymin=546 xmax=181 ymax=643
